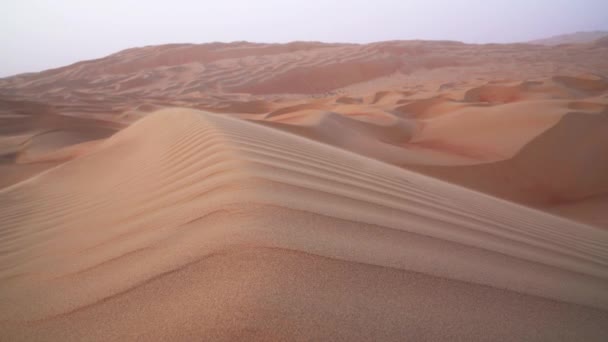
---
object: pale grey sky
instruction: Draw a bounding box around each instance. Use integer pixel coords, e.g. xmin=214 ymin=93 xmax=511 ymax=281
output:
xmin=1 ymin=0 xmax=607 ymax=77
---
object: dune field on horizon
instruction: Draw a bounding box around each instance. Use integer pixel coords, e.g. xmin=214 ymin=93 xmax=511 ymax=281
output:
xmin=1 ymin=38 xmax=608 ymax=340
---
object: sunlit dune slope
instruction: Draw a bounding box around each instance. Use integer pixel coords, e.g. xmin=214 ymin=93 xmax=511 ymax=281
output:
xmin=2 ymin=71 xmax=608 ymax=228
xmin=1 ymin=109 xmax=608 ymax=341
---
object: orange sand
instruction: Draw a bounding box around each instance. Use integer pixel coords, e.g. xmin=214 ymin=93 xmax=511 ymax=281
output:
xmin=1 ymin=39 xmax=608 ymax=340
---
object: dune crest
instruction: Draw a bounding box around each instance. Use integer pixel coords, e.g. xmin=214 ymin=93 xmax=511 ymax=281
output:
xmin=1 ymin=38 xmax=608 ymax=340
xmin=1 ymin=109 xmax=608 ymax=340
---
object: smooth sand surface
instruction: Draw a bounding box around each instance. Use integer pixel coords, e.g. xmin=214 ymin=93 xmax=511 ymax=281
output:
xmin=1 ymin=39 xmax=608 ymax=340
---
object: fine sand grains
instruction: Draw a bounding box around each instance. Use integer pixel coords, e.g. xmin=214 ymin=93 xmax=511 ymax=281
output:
xmin=1 ymin=110 xmax=607 ymax=341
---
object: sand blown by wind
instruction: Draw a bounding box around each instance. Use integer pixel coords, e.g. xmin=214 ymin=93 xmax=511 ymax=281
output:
xmin=1 ymin=39 xmax=608 ymax=340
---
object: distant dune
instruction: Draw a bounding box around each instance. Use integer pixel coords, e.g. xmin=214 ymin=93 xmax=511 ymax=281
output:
xmin=1 ymin=39 xmax=608 ymax=340
xmin=528 ymin=31 xmax=608 ymax=45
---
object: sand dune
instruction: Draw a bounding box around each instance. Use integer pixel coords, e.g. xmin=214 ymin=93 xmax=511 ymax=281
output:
xmin=528 ymin=31 xmax=608 ymax=45
xmin=1 ymin=110 xmax=608 ymax=341
xmin=1 ymin=39 xmax=608 ymax=340
xmin=409 ymin=110 xmax=608 ymax=224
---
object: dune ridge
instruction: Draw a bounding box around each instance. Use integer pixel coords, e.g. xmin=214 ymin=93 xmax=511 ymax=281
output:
xmin=1 ymin=109 xmax=608 ymax=340
xmin=528 ymin=31 xmax=608 ymax=45
xmin=1 ymin=38 xmax=608 ymax=340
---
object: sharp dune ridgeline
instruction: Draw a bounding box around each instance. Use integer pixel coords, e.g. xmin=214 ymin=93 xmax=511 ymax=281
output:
xmin=1 ymin=38 xmax=608 ymax=340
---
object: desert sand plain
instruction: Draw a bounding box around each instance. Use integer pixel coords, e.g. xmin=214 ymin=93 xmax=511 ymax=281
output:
xmin=1 ymin=37 xmax=608 ymax=340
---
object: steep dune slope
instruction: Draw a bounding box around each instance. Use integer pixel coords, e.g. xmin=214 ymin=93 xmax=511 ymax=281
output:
xmin=409 ymin=110 xmax=608 ymax=225
xmin=0 ymin=97 xmax=121 ymax=188
xmin=1 ymin=109 xmax=608 ymax=341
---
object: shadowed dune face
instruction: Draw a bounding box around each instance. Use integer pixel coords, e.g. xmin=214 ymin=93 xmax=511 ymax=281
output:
xmin=1 ymin=40 xmax=608 ymax=340
xmin=409 ymin=111 xmax=608 ymax=202
xmin=0 ymin=96 xmax=121 ymax=187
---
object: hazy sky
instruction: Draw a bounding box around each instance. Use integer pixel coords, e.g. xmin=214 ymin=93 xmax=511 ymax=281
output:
xmin=2 ymin=0 xmax=607 ymax=77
